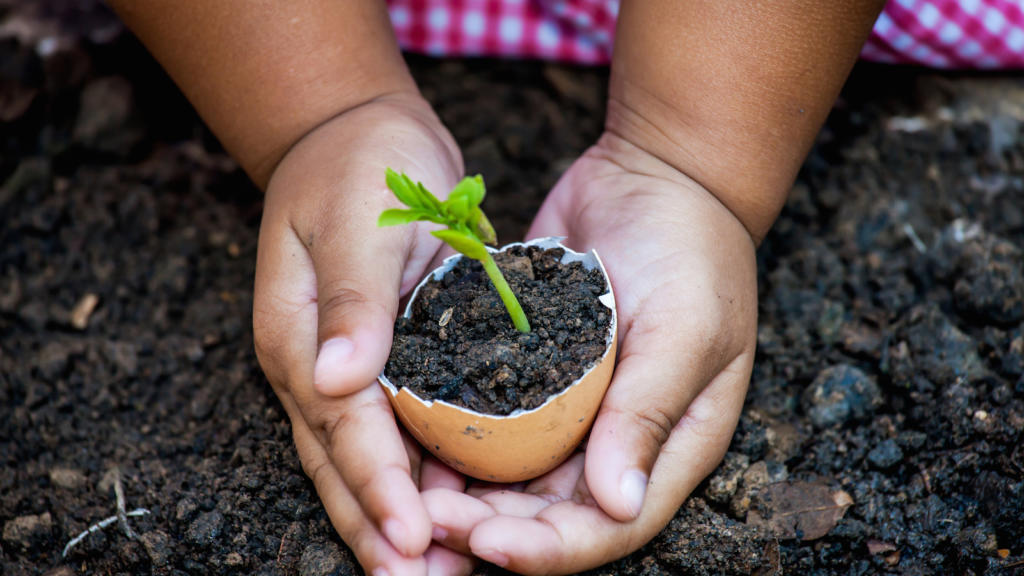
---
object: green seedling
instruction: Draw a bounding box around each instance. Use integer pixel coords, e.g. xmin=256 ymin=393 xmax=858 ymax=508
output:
xmin=378 ymin=168 xmax=531 ymax=333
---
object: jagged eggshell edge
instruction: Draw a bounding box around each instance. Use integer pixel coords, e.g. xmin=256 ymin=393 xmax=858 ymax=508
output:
xmin=378 ymin=237 xmax=617 ymax=482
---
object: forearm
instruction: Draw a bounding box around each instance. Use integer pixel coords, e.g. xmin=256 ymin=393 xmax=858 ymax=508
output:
xmin=608 ymin=0 xmax=885 ymax=243
xmin=109 ymin=0 xmax=416 ymax=188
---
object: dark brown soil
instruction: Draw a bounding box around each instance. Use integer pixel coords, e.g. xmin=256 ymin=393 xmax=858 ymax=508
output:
xmin=386 ymin=245 xmax=612 ymax=415
xmin=2 ymin=2 xmax=1024 ymax=575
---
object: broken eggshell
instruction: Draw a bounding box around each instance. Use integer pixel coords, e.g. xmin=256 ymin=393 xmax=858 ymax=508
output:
xmin=378 ymin=237 xmax=617 ymax=483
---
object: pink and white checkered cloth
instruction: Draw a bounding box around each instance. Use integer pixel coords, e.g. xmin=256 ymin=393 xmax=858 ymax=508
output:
xmin=387 ymin=0 xmax=1024 ymax=68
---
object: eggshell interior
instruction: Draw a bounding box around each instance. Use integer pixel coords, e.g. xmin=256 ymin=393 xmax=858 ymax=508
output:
xmin=378 ymin=237 xmax=617 ymax=482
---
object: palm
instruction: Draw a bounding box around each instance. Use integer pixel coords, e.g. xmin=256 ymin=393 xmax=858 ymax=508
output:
xmin=424 ymin=135 xmax=760 ymax=574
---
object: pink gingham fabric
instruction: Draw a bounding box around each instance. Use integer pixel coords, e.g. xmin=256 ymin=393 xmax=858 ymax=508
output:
xmin=387 ymin=0 xmax=617 ymax=64
xmin=386 ymin=0 xmax=1024 ymax=68
xmin=863 ymin=0 xmax=1024 ymax=68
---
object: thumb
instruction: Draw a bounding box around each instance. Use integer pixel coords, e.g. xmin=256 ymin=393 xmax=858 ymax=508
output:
xmin=584 ymin=337 xmax=730 ymax=521
xmin=310 ymin=230 xmax=406 ymax=397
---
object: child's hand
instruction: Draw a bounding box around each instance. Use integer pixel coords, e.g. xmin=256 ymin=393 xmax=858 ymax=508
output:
xmin=253 ymin=93 xmax=474 ymax=576
xmin=422 ymin=132 xmax=758 ymax=573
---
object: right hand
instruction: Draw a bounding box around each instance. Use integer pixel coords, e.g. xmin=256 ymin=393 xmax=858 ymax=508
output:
xmin=253 ymin=93 xmax=474 ymax=576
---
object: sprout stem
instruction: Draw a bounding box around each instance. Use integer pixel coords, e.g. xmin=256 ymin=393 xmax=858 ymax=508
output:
xmin=481 ymin=253 xmax=531 ymax=333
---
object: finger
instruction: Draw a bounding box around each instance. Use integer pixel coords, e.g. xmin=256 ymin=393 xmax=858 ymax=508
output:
xmin=422 ymin=488 xmax=496 ymax=554
xmin=581 ymin=265 xmax=756 ymax=520
xmin=252 ymin=212 xmax=318 ymax=399
xmin=469 ymin=454 xmax=588 ymax=520
xmin=469 ymin=367 xmax=751 ymax=574
xmin=583 ymin=344 xmax=711 ymax=521
xmin=308 ymin=222 xmax=404 ymax=397
xmin=524 ymin=452 xmax=586 ymax=500
xmin=425 ymin=543 xmax=475 ymax=576
xmin=320 ymin=382 xmax=434 ymax=557
xmin=404 ymin=429 xmax=425 ymax=488
xmin=466 ymin=481 xmax=526 ymax=499
xmin=419 ymin=455 xmax=466 ymax=493
xmin=293 ymin=419 xmax=428 ymax=576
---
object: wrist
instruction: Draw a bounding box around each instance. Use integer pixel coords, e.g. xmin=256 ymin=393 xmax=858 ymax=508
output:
xmin=582 ymin=130 xmax=758 ymax=254
xmin=603 ymin=91 xmax=791 ymax=246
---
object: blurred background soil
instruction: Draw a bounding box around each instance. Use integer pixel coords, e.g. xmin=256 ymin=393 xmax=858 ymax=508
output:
xmin=2 ymin=2 xmax=1023 ymax=574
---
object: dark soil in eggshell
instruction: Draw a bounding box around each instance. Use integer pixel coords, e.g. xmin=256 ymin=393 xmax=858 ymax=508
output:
xmin=3 ymin=2 xmax=1024 ymax=573
xmin=386 ymin=245 xmax=612 ymax=415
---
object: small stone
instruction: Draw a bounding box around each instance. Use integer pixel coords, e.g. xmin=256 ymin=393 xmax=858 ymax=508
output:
xmin=904 ymin=305 xmax=986 ymax=385
xmin=802 ymin=364 xmax=882 ymax=429
xmin=952 ymin=236 xmax=1024 ymax=325
xmin=500 ymin=254 xmax=535 ymax=281
xmin=867 ymin=439 xmax=904 ymax=469
xmin=175 ymin=496 xmax=199 ymax=521
xmin=41 ymin=567 xmax=75 ymax=576
xmin=140 ymin=530 xmax=172 ymax=566
xmin=704 ymin=452 xmax=750 ymax=505
xmin=186 ymin=510 xmax=224 ymax=546
xmin=49 ymin=467 xmax=87 ymax=490
xmin=764 ymin=420 xmax=803 ymax=462
xmin=3 ymin=512 xmax=52 ymax=551
xmin=730 ymin=460 xmax=788 ymax=518
xmin=299 ymin=541 xmax=346 ymax=576
xmin=226 ymin=551 xmax=244 ymax=566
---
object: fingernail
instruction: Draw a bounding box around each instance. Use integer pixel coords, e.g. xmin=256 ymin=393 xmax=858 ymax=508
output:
xmin=372 ymin=568 xmax=390 ymax=576
xmin=382 ymin=518 xmax=407 ymax=550
xmin=619 ymin=468 xmax=648 ymax=519
xmin=313 ymin=338 xmax=354 ymax=391
xmin=431 ymin=525 xmax=448 ymax=542
xmin=475 ymin=548 xmax=509 ymax=567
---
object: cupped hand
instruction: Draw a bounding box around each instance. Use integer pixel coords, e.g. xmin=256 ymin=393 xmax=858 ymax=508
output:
xmin=424 ymin=132 xmax=759 ymax=574
xmin=253 ymin=93 xmax=474 ymax=576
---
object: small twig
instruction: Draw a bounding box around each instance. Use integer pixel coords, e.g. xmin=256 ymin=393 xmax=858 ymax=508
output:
xmin=111 ymin=467 xmax=135 ymax=539
xmin=902 ymin=223 xmax=927 ymax=254
xmin=62 ymin=467 xmax=150 ymax=558
xmin=61 ymin=509 xmax=150 ymax=558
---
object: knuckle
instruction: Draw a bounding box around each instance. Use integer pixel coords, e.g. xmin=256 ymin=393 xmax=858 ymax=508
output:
xmin=303 ymin=457 xmax=332 ymax=491
xmin=318 ymin=284 xmax=371 ymax=317
xmin=626 ymin=404 xmax=676 ymax=450
xmin=316 ymin=393 xmax=395 ymax=459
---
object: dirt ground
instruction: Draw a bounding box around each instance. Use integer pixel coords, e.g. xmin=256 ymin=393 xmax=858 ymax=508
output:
xmin=2 ymin=2 xmax=1023 ymax=575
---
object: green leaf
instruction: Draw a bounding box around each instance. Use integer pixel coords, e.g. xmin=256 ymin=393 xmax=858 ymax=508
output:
xmin=377 ymin=208 xmax=431 ymax=227
xmin=385 ymin=168 xmax=423 ymax=209
xmin=444 ymin=194 xmax=471 ymax=222
xmin=471 ymin=208 xmax=497 ymax=245
xmin=396 ymin=173 xmax=441 ymax=213
xmin=449 ymin=175 xmax=485 ymax=209
xmin=432 ymin=229 xmax=489 ymax=261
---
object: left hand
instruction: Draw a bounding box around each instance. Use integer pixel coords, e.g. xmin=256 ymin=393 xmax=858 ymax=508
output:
xmin=421 ymin=132 xmax=759 ymax=574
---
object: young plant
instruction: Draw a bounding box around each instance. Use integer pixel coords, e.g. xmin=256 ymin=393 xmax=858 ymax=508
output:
xmin=378 ymin=168 xmax=531 ymax=333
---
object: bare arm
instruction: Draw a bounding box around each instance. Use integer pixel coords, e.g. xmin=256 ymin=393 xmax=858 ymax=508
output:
xmin=107 ymin=0 xmax=416 ymax=188
xmin=108 ymin=3 xmax=477 ymax=574
xmin=609 ymin=0 xmax=886 ymax=243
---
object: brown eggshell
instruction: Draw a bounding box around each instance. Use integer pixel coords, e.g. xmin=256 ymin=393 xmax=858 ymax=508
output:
xmin=378 ymin=237 xmax=617 ymax=482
